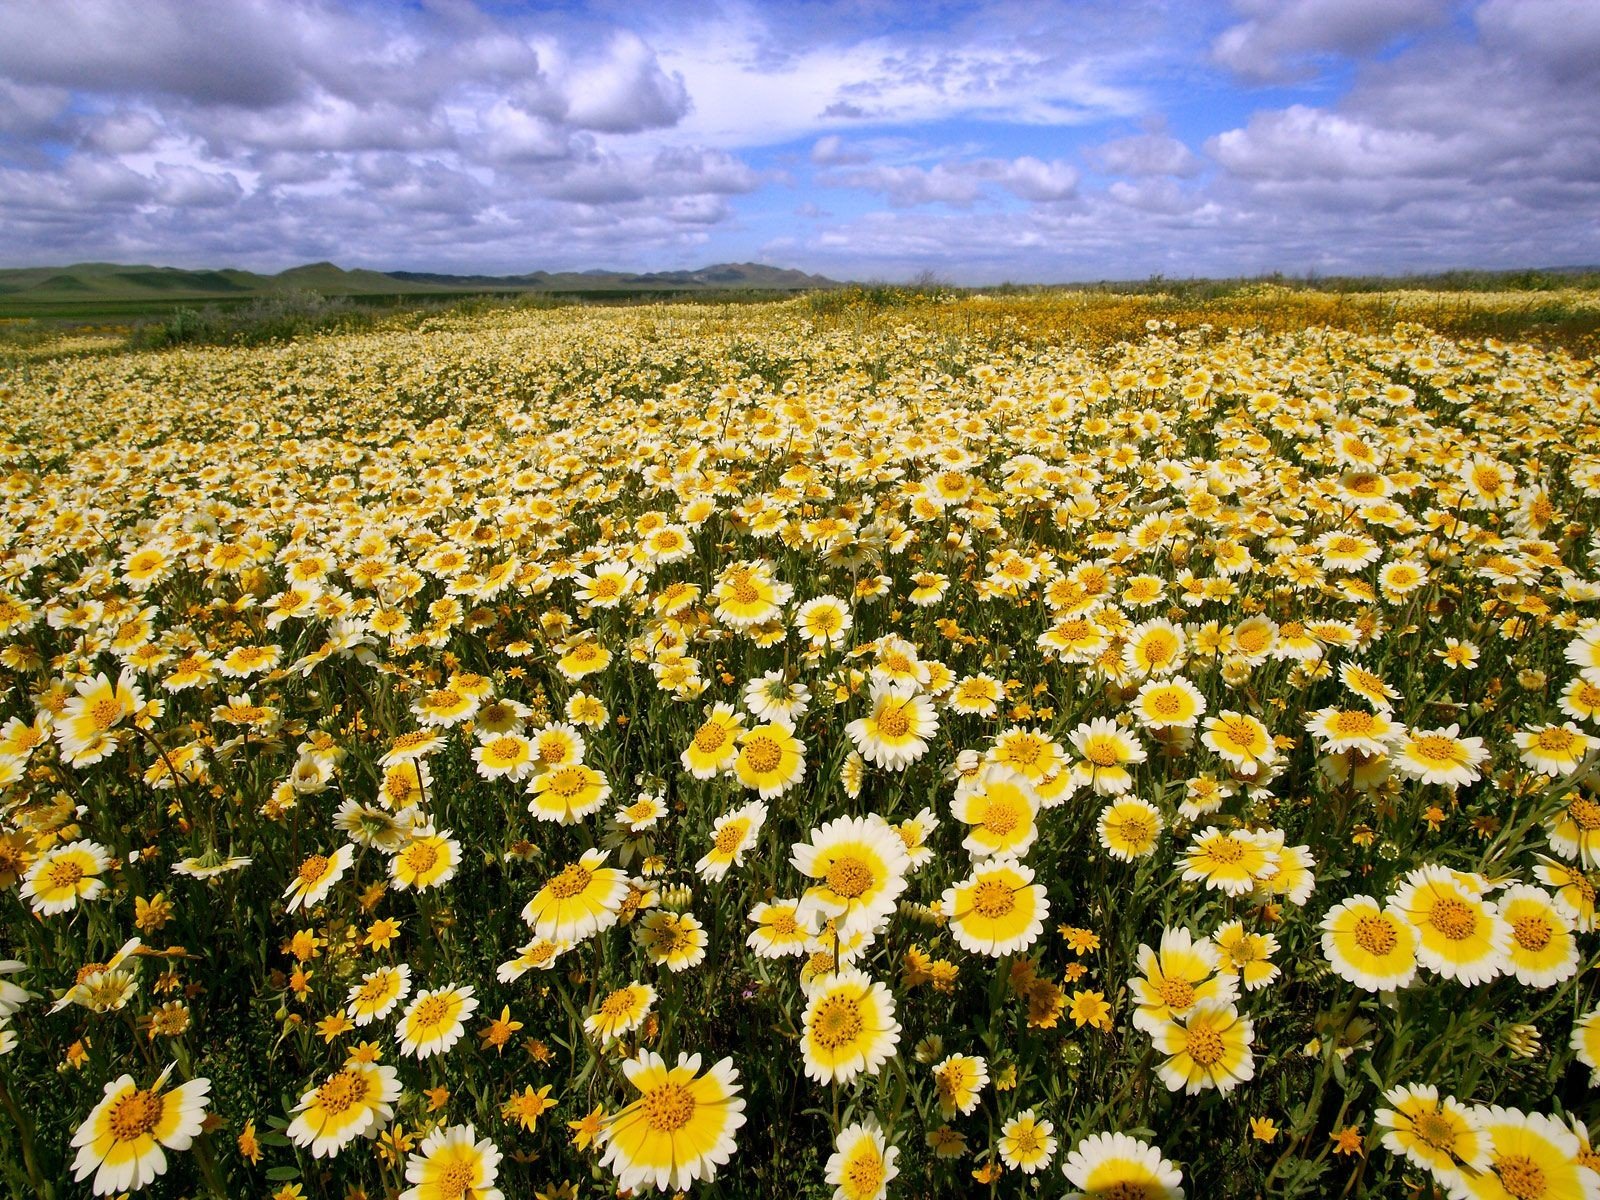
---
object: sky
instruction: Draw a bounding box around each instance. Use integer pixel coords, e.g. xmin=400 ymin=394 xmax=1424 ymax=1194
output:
xmin=0 ymin=0 xmax=1597 ymax=283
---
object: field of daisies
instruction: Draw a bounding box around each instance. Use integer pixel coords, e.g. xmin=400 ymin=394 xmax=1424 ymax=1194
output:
xmin=1 ymin=291 xmax=1599 ymax=1200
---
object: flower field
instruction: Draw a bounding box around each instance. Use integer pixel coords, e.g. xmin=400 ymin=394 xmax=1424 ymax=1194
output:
xmin=1 ymin=292 xmax=1599 ymax=1199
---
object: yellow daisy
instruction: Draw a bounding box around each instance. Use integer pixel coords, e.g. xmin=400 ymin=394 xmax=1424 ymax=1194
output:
xmin=942 ymin=857 xmax=1049 ymax=958
xmin=598 ymin=1051 xmax=746 ymax=1193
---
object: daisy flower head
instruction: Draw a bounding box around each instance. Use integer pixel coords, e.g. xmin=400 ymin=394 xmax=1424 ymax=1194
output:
xmin=931 ymin=1053 xmax=988 ymax=1118
xmin=950 ymin=764 xmax=1039 ymax=859
xmin=637 ymin=909 xmax=708 ymax=972
xmin=796 ymin=594 xmax=853 ymax=651
xmin=998 ymin=1109 xmax=1056 ymax=1174
xmin=1548 ymin=793 xmax=1600 ymax=867
xmin=988 ymin=725 xmax=1067 ymax=783
xmin=22 ymin=839 xmax=110 ymax=916
xmin=682 ymin=703 xmax=745 ymax=779
xmin=397 ymin=984 xmax=477 ymax=1059
xmin=1374 ymin=1083 xmax=1487 ymax=1189
xmin=584 ymin=982 xmax=657 ymax=1044
xmin=1390 ymin=865 xmax=1509 ymax=985
xmin=734 ymin=722 xmax=807 ymax=798
xmin=70 ymin=1064 xmax=211 ymax=1196
xmin=389 ymin=830 xmax=460 ymax=892
xmin=1069 ymin=717 xmax=1147 ymax=796
xmin=1212 ymin=920 xmax=1280 ymax=991
xmin=1122 ymin=618 xmax=1187 ymax=677
xmin=1132 ymin=676 xmax=1206 ymax=730
xmin=1097 ymin=797 xmax=1165 ymax=862
xmin=1456 ymin=1107 xmax=1599 ymax=1200
xmin=1153 ymin=1001 xmax=1255 ymax=1094
xmin=696 ymin=800 xmax=768 ymax=881
xmin=941 ymin=857 xmax=1049 ymax=958
xmin=846 ymin=683 xmax=938 ymax=771
xmin=800 ymin=968 xmax=901 ymax=1084
xmin=791 ymin=814 xmax=911 ymax=936
xmin=746 ymin=899 xmax=810 ymax=959
xmin=1201 ymin=711 xmax=1277 ymax=777
xmin=892 ymin=806 xmax=940 ymax=869
xmin=346 ymin=963 xmax=413 ymax=1026
xmin=527 ymin=762 xmax=611 ymax=824
xmin=1515 ymin=722 xmax=1593 ymax=777
xmin=826 ymin=1119 xmax=899 ymax=1200
xmin=1394 ymin=725 xmax=1488 ymax=789
xmin=1062 ymin=1132 xmax=1184 ymax=1200
xmin=743 ymin=671 xmax=811 ymax=729
xmin=287 ymin=1057 xmax=401 ymax=1158
xmin=1129 ymin=926 xmax=1235 ymax=1034
xmin=1180 ymin=827 xmax=1279 ymax=896
xmin=284 ymin=844 xmax=353 ymax=915
xmin=57 ymin=669 xmax=142 ymax=768
xmin=399 ymin=1123 xmax=503 ymax=1200
xmin=1498 ymin=884 xmax=1579 ymax=988
xmin=1320 ymin=894 xmax=1419 ymax=991
xmin=472 ymin=732 xmax=533 ymax=782
xmin=1305 ymin=706 xmax=1403 ymax=757
xmin=598 ymin=1051 xmax=746 ymax=1193
xmin=522 ymin=849 xmax=630 ymax=943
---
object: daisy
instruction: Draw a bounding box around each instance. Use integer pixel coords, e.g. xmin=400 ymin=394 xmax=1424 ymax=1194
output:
xmin=1097 ymin=797 xmax=1165 ymax=861
xmin=1129 ymin=927 xmax=1235 ymax=1033
xmin=998 ymin=1109 xmax=1056 ymax=1174
xmin=346 ymin=964 xmax=413 ymax=1026
xmin=283 ymin=845 xmax=353 ymax=915
xmin=796 ymin=595 xmax=853 ymax=651
xmin=792 ymin=814 xmax=911 ymax=936
xmin=1515 ymin=722 xmax=1593 ymax=777
xmin=931 ymin=1053 xmax=988 ymax=1118
xmin=746 ymin=899 xmax=810 ymax=959
xmin=1069 ymin=718 xmax=1146 ymax=796
xmin=1457 ymin=1107 xmax=1600 ymax=1200
xmin=399 ymin=1123 xmax=503 ymax=1200
xmin=528 ymin=763 xmax=611 ymax=824
xmin=287 ymin=1058 xmax=401 ymax=1158
xmin=1212 ymin=921 xmax=1280 ymax=991
xmin=695 ymin=801 xmax=768 ymax=881
xmin=942 ymin=857 xmax=1049 ymax=957
xmin=1374 ymin=1084 xmax=1487 ymax=1189
xmin=734 ymin=723 xmax=807 ymax=797
xmin=1498 ymin=885 xmax=1579 ymax=988
xmin=988 ymin=725 xmax=1068 ymax=783
xmin=892 ymin=806 xmax=940 ymax=870
xmin=1536 ymin=856 xmax=1600 ymax=931
xmin=397 ymin=984 xmax=478 ymax=1059
xmin=21 ymin=839 xmax=110 ymax=916
xmin=598 ymin=1051 xmax=746 ymax=1193
xmin=743 ymin=672 xmax=811 ymax=729
xmin=1305 ymin=707 xmax=1403 ymax=756
xmin=496 ymin=937 xmax=571 ymax=983
xmin=800 ymin=969 xmax=901 ymax=1084
xmin=682 ymin=704 xmax=745 ymax=779
xmin=472 ymin=733 xmax=534 ymax=782
xmin=950 ymin=765 xmax=1039 ymax=859
xmin=1131 ymin=677 xmax=1206 ymax=730
xmin=1548 ymin=794 xmax=1600 ymax=866
xmin=846 ymin=683 xmax=938 ymax=771
xmin=1122 ymin=618 xmax=1186 ymax=677
xmin=1180 ymin=827 xmax=1278 ymax=896
xmin=1572 ymin=1007 xmax=1600 ymax=1085
xmin=1394 ymin=725 xmax=1488 ymax=788
xmin=70 ymin=1064 xmax=210 ymax=1196
xmin=1391 ymin=865 xmax=1509 ymax=985
xmin=1062 ymin=1132 xmax=1184 ymax=1200
xmin=1201 ymin=711 xmax=1276 ymax=777
xmin=826 ymin=1120 xmax=899 ymax=1200
xmin=1153 ymin=1002 xmax=1255 ymax=1094
xmin=389 ymin=830 xmax=460 ymax=892
xmin=637 ymin=910 xmax=708 ymax=972
xmin=57 ymin=669 xmax=142 ymax=767
xmin=522 ymin=849 xmax=630 ymax=943
xmin=1320 ymin=895 xmax=1419 ymax=991
xmin=584 ymin=982 xmax=656 ymax=1044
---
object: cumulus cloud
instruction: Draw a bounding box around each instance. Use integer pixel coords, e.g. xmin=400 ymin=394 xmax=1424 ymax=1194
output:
xmin=1211 ymin=0 xmax=1452 ymax=82
xmin=1088 ymin=131 xmax=1201 ymax=178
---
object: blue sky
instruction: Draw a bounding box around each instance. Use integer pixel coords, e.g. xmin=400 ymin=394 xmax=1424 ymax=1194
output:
xmin=0 ymin=0 xmax=1596 ymax=282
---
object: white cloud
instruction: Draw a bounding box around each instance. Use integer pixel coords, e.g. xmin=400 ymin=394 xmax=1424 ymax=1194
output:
xmin=1088 ymin=131 xmax=1201 ymax=178
xmin=1212 ymin=0 xmax=1451 ymax=82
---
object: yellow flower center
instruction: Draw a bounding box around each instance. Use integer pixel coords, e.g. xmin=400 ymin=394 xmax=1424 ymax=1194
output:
xmin=1203 ymin=837 xmax=1245 ymax=865
xmin=810 ymin=995 xmax=865 ymax=1050
xmin=826 ymin=856 xmax=874 ymax=899
xmin=1428 ymin=897 xmax=1477 ymax=941
xmin=730 ymin=579 xmax=761 ymax=605
xmin=600 ymin=988 xmax=637 ymax=1019
xmin=426 ymin=688 xmax=462 ymax=711
xmin=545 ymin=768 xmax=588 ymax=799
xmin=1010 ymin=1126 xmax=1042 ymax=1154
xmin=1185 ymin=1022 xmax=1225 ymax=1067
xmin=1410 ymin=1110 xmax=1457 ymax=1150
xmin=770 ymin=912 xmax=799 ymax=936
xmin=315 ymin=1070 xmax=369 ymax=1116
xmin=690 ymin=720 xmax=730 ymax=755
xmin=1411 ymin=735 xmax=1459 ymax=765
xmin=1330 ymin=711 xmax=1377 ymax=737
xmin=1568 ymin=798 xmax=1600 ymax=831
xmin=1352 ymin=913 xmax=1398 ymax=955
xmin=404 ymin=841 xmax=440 ymax=876
xmin=297 ymin=855 xmax=330 ymax=885
xmin=1150 ymin=691 xmax=1184 ymax=718
xmin=392 ymin=730 xmax=432 ymax=751
xmin=970 ymin=878 xmax=1017 ymax=920
xmin=713 ymin=823 xmax=746 ymax=855
xmin=355 ymin=975 xmax=392 ymax=1005
xmin=547 ymin=863 xmax=593 ymax=899
xmin=640 ymin=1081 xmax=696 ymax=1132
xmin=1511 ymin=914 xmax=1553 ymax=952
xmin=411 ymin=994 xmax=451 ymax=1030
xmin=742 ymin=736 xmax=782 ymax=775
xmin=1495 ymin=1154 xmax=1546 ymax=1200
xmin=845 ymin=1149 xmax=886 ymax=1195
xmin=1084 ymin=738 xmax=1121 ymax=767
xmin=47 ymin=860 xmax=86 ymax=890
xmin=981 ymin=799 xmax=1020 ymax=837
xmin=107 ymin=1088 xmax=164 ymax=1142
xmin=437 ymin=1160 xmax=476 ymax=1198
xmin=90 ymin=697 xmax=124 ymax=730
xmin=1536 ymin=727 xmax=1576 ymax=753
xmin=874 ymin=702 xmax=912 ymax=739
xmin=487 ymin=737 xmax=523 ymax=763
xmin=1157 ymin=977 xmax=1196 ymax=1010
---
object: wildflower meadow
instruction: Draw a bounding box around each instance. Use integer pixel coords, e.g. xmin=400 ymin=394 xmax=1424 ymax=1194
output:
xmin=1 ymin=290 xmax=1599 ymax=1199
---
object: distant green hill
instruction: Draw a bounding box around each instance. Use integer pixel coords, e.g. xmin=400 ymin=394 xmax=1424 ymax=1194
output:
xmin=0 ymin=260 xmax=844 ymax=308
